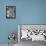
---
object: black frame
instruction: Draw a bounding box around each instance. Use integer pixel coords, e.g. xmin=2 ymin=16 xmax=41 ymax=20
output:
xmin=6 ymin=6 xmax=16 ymax=19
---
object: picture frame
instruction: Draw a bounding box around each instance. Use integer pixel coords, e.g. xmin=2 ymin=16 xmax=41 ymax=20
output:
xmin=6 ymin=6 xmax=16 ymax=19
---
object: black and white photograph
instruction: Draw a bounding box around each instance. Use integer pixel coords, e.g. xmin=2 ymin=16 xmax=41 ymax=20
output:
xmin=18 ymin=24 xmax=46 ymax=46
xmin=6 ymin=6 xmax=16 ymax=19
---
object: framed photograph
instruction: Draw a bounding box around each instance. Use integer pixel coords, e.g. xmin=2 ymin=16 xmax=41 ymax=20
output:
xmin=18 ymin=24 xmax=46 ymax=41
xmin=6 ymin=6 xmax=16 ymax=19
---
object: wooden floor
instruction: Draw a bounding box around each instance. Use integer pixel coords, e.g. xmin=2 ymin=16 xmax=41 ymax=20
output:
xmin=0 ymin=40 xmax=46 ymax=46
xmin=19 ymin=40 xmax=46 ymax=46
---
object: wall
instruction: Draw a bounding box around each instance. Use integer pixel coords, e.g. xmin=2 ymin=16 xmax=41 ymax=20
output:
xmin=0 ymin=0 xmax=46 ymax=44
xmin=17 ymin=0 xmax=46 ymax=24
xmin=0 ymin=0 xmax=17 ymax=44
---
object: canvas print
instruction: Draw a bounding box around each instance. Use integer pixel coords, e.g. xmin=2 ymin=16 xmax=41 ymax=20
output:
xmin=6 ymin=6 xmax=16 ymax=19
xmin=18 ymin=25 xmax=46 ymax=46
